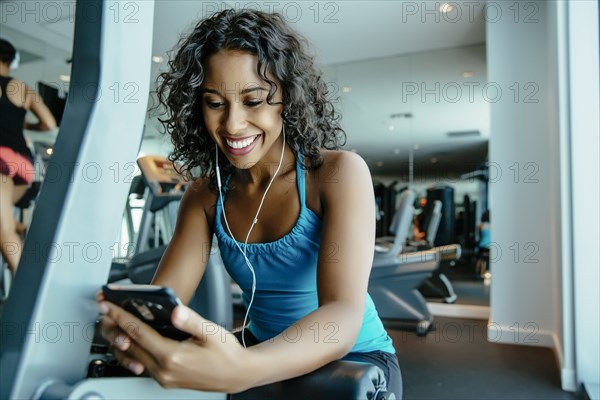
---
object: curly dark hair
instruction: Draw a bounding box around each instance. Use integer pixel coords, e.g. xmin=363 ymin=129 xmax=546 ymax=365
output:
xmin=0 ymin=39 xmax=17 ymax=65
xmin=156 ymin=9 xmax=346 ymax=188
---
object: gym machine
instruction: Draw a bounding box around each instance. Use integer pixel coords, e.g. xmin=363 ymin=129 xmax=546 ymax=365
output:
xmin=412 ymin=185 xmax=459 ymax=303
xmin=369 ymin=190 xmax=461 ymax=334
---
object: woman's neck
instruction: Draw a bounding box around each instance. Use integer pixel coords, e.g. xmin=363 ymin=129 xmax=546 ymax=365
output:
xmin=234 ymin=143 xmax=296 ymax=188
xmin=0 ymin=64 xmax=10 ymax=77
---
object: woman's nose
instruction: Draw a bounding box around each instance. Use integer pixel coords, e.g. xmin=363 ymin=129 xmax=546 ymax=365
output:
xmin=224 ymin=104 xmax=247 ymax=135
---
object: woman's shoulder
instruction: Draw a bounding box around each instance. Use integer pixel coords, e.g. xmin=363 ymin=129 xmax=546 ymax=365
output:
xmin=317 ymin=149 xmax=370 ymax=178
xmin=4 ymin=78 xmax=28 ymax=93
xmin=312 ymin=149 xmax=372 ymax=194
xmin=318 ymin=149 xmax=367 ymax=165
xmin=1 ymin=78 xmax=29 ymax=108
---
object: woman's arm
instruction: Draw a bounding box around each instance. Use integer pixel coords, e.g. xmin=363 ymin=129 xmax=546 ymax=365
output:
xmin=24 ymin=85 xmax=57 ymax=131
xmin=151 ymin=179 xmax=215 ymax=304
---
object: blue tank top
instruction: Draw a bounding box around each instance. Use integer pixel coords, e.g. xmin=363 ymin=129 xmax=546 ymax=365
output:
xmin=215 ymin=155 xmax=395 ymax=354
xmin=479 ymin=222 xmax=491 ymax=248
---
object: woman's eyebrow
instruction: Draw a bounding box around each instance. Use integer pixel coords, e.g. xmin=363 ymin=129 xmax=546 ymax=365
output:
xmin=240 ymin=86 xmax=268 ymax=95
xmin=200 ymin=86 xmax=268 ymax=95
xmin=200 ymin=88 xmax=220 ymax=95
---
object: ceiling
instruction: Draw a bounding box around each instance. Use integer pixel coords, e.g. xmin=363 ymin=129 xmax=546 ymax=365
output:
xmin=4 ymin=0 xmax=489 ymax=178
xmin=150 ymin=1 xmax=486 ymax=65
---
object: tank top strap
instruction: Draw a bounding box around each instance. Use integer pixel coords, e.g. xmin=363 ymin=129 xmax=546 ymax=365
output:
xmin=296 ymin=151 xmax=306 ymax=207
xmin=223 ymin=174 xmax=232 ymax=197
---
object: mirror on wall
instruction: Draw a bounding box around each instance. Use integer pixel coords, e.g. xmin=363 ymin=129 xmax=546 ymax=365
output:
xmin=3 ymin=0 xmax=492 ymax=309
xmin=2 ymin=4 xmax=75 ymax=159
xmin=1 ymin=4 xmax=75 ymax=230
xmin=140 ymin=1 xmax=494 ymax=309
xmin=323 ymin=43 xmax=491 ymax=309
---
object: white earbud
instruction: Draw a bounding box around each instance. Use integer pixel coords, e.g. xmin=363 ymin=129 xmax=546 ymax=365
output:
xmin=9 ymin=51 xmax=19 ymax=70
xmin=215 ymin=125 xmax=287 ymax=347
xmin=215 ymin=144 xmax=222 ymax=190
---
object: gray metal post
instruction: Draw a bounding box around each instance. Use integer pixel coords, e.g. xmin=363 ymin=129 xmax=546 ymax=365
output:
xmin=1 ymin=1 xmax=154 ymax=397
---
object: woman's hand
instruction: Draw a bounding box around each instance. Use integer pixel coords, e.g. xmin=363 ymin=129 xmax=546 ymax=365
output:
xmin=96 ymin=294 xmax=252 ymax=393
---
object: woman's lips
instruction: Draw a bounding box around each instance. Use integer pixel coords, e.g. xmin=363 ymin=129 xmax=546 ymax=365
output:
xmin=223 ymin=134 xmax=261 ymax=156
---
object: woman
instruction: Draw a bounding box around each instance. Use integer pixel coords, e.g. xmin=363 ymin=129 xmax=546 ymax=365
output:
xmin=98 ymin=10 xmax=402 ymax=397
xmin=0 ymin=38 xmax=57 ymax=275
xmin=477 ymin=209 xmax=491 ymax=279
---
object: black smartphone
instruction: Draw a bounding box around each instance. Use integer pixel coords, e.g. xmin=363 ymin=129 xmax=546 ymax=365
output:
xmin=102 ymin=284 xmax=192 ymax=341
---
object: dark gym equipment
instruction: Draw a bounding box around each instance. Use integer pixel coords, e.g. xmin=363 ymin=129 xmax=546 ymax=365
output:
xmin=426 ymin=184 xmax=456 ymax=246
xmin=413 ymin=197 xmax=458 ymax=304
xmin=233 ymin=360 xmax=392 ymax=399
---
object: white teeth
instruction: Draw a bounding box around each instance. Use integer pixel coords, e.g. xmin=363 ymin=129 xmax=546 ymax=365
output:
xmin=226 ymin=135 xmax=257 ymax=149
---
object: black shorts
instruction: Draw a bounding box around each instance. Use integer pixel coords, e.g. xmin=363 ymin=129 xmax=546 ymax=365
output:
xmin=342 ymin=349 xmax=403 ymax=399
xmin=234 ymin=329 xmax=403 ymax=399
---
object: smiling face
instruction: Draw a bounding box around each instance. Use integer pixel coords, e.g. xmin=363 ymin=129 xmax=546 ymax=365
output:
xmin=201 ymin=50 xmax=284 ymax=170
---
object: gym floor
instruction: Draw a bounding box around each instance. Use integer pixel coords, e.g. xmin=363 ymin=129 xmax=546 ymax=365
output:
xmin=389 ymin=316 xmax=583 ymax=400
xmin=394 ymin=258 xmax=583 ymax=398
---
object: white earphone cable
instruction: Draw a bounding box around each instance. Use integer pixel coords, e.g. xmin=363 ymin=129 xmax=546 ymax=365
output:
xmin=215 ymin=126 xmax=286 ymax=348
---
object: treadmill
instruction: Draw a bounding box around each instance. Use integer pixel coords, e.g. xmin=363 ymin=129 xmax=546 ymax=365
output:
xmin=369 ymin=190 xmax=460 ymax=335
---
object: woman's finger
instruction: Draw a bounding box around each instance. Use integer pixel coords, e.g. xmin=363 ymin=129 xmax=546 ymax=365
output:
xmin=172 ymin=305 xmax=238 ymax=346
xmin=99 ymin=301 xmax=169 ymax=357
xmin=111 ymin=347 xmax=147 ymax=376
xmin=98 ymin=315 xmax=123 ymax=345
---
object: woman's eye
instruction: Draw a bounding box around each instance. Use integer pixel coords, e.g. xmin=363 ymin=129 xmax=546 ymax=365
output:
xmin=206 ymin=101 xmax=224 ymax=109
xmin=245 ymin=100 xmax=263 ymax=107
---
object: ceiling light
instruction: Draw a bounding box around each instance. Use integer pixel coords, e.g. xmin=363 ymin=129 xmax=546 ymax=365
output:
xmin=152 ymin=56 xmax=164 ymax=63
xmin=447 ymin=130 xmax=481 ymax=137
xmin=393 ymin=148 xmax=401 ymax=155
xmin=342 ymin=86 xmax=352 ymax=93
xmin=46 ymin=148 xmax=53 ymax=155
xmin=462 ymin=71 xmax=474 ymax=78
xmin=390 ymin=112 xmax=413 ymax=119
xmin=388 ymin=125 xmax=395 ymax=131
xmin=439 ymin=3 xmax=454 ymax=13
xmin=60 ymin=75 xmax=70 ymax=82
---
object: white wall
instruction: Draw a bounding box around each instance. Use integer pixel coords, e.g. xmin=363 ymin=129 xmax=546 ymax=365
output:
xmin=488 ymin=1 xmax=600 ymax=393
xmin=568 ymin=1 xmax=600 ymax=395
xmin=487 ymin=0 xmax=564 ymax=366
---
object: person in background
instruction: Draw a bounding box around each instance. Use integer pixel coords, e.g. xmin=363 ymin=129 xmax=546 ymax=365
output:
xmin=0 ymin=38 xmax=57 ymax=275
xmin=476 ymin=209 xmax=491 ymax=279
xmin=413 ymin=196 xmax=427 ymax=241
